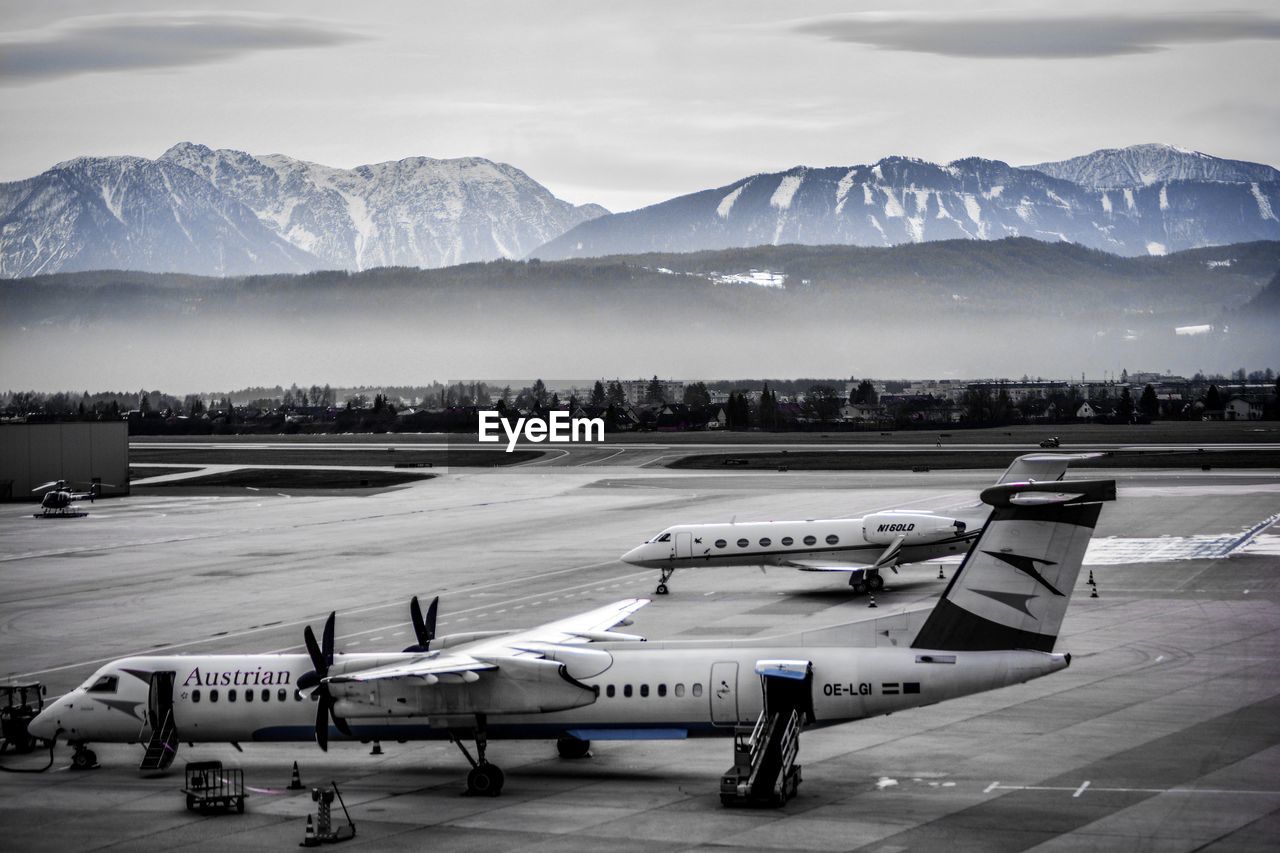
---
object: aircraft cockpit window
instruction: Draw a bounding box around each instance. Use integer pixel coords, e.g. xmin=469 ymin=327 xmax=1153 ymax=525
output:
xmin=86 ymin=675 xmax=118 ymax=694
xmin=655 ymin=533 xmax=671 ymax=543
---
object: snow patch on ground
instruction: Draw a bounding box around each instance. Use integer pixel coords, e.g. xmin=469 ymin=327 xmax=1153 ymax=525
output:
xmin=717 ymin=184 xmax=746 ymax=219
xmin=1240 ymin=534 xmax=1280 ymax=556
xmin=982 ymin=185 xmax=1003 ymax=200
xmin=876 ymin=777 xmax=899 ymax=790
xmin=883 ymin=191 xmax=905 ymax=219
xmin=835 ymin=169 xmax=857 ymax=214
xmin=1146 ymin=241 xmax=1167 ymax=256
xmin=862 ymin=183 xmax=875 ymax=205
xmin=905 ymin=215 xmax=925 ymax=242
xmin=1251 ymin=183 xmax=1277 ymax=221
xmin=1123 ymin=188 xmax=1136 ymax=210
xmin=867 ymin=214 xmax=888 ymax=244
xmin=771 ymin=174 xmax=804 ymax=210
xmin=1015 ymin=199 xmax=1033 ymax=221
xmin=1175 ymin=324 xmax=1213 ymax=335
xmin=1159 ymin=185 xmax=1169 ymax=211
xmin=1045 ymin=189 xmax=1071 ymax=211
xmin=1100 ymin=192 xmax=1112 ymax=214
xmin=911 ymin=188 xmax=931 ymax=214
xmin=713 ymin=269 xmax=786 ymax=288
xmin=1205 ymin=259 xmax=1234 ymax=268
xmin=962 ymin=194 xmax=982 ymax=225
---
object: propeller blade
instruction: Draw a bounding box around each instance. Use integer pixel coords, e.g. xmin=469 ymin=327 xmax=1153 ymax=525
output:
xmin=410 ymin=596 xmax=426 ymax=647
xmin=32 ymin=481 xmax=59 ymax=493
xmin=303 ymin=625 xmax=325 ymax=674
xmin=321 ymin=611 xmax=335 ymax=664
xmin=424 ymin=596 xmax=438 ymax=643
xmin=315 ymin=698 xmax=330 ymax=751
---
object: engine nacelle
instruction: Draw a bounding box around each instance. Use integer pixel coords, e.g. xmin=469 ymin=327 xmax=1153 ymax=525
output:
xmin=862 ymin=512 xmax=965 ymax=546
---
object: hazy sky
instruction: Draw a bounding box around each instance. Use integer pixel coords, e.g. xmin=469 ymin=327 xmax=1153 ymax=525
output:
xmin=2 ymin=0 xmax=1278 ymax=212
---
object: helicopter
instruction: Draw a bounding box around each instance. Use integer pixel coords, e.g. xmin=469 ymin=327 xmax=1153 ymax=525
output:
xmin=31 ymin=480 xmax=108 ymax=517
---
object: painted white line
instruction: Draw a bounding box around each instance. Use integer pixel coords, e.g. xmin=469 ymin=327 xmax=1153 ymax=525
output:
xmin=984 ymin=781 xmax=1000 ymax=794
xmin=988 ymin=783 xmax=1280 ymax=796
xmin=703 ymin=591 xmax=717 ymax=596
xmin=1073 ymin=780 xmax=1090 ymax=798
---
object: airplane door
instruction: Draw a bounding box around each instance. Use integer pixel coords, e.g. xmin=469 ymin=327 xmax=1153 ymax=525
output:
xmin=675 ymin=532 xmax=693 ymax=559
xmin=147 ymin=671 xmax=176 ymax=733
xmin=709 ymin=661 xmax=739 ymax=726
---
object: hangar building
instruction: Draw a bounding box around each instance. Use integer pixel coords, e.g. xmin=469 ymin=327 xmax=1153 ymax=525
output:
xmin=0 ymin=422 xmax=130 ymax=500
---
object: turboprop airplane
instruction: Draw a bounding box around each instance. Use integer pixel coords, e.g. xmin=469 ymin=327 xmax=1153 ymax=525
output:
xmin=28 ymin=477 xmax=1114 ymax=799
xmin=622 ymin=453 xmax=1099 ymax=595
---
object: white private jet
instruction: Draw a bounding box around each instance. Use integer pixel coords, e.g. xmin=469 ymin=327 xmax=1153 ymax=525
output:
xmin=622 ymin=453 xmax=1099 ymax=595
xmin=29 ymin=478 xmax=1114 ymax=799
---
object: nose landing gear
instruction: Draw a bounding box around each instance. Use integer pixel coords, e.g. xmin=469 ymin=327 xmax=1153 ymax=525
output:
xmin=655 ymin=567 xmax=675 ymax=595
xmin=70 ymin=742 xmax=99 ymax=770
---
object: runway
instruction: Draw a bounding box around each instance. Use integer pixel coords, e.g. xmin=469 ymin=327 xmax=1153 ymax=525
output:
xmin=1 ymin=461 xmax=1278 ymax=851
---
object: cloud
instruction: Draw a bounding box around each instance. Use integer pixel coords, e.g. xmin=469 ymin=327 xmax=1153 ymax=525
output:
xmin=793 ymin=11 xmax=1280 ymax=59
xmin=0 ymin=13 xmax=367 ymax=84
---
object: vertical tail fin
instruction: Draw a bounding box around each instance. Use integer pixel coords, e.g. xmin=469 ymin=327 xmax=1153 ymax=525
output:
xmin=912 ymin=479 xmax=1115 ymax=652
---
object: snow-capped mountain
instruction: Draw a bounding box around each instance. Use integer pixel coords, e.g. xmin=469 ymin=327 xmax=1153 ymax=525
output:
xmin=159 ymin=143 xmax=607 ymax=270
xmin=0 ymin=144 xmax=608 ymax=278
xmin=0 ymin=156 xmax=316 ymax=278
xmin=1026 ymin=143 xmax=1280 ymax=189
xmin=533 ymin=148 xmax=1280 ymax=260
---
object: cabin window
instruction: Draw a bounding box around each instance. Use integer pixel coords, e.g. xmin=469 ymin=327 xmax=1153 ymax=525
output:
xmin=228 ymin=689 xmax=237 ymax=702
xmin=624 ymin=684 xmax=633 ymax=698
xmin=210 ymin=689 xmax=219 ymax=703
xmin=781 ymin=537 xmax=794 ymax=546
xmin=244 ymin=688 xmax=253 ymax=703
xmin=826 ymin=534 xmax=840 ymax=545
xmin=736 ymin=538 xmax=749 ymax=548
xmin=191 ymin=690 xmax=201 ymax=703
xmin=262 ymin=689 xmax=270 ymax=702
xmin=279 ymin=689 xmax=288 ymax=702
xmin=87 ymin=675 xmax=118 ymax=694
xmin=640 ymin=684 xmax=649 ymax=698
xmin=692 ymin=683 xmax=703 ymax=697
xmin=658 ymin=684 xmax=667 ymax=697
xmin=759 ymin=538 xmax=771 ymax=547
xmin=675 ymin=684 xmax=685 ymax=697
xmin=606 ymin=685 xmax=616 ymax=698
xmin=715 ymin=539 xmax=727 ymax=548
xmin=803 ymin=535 xmax=817 ymax=546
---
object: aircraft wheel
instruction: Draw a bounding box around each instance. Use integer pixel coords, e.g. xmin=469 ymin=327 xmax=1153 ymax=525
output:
xmin=869 ymin=574 xmax=885 ymax=592
xmin=850 ymin=581 xmax=867 ymax=596
xmin=71 ymin=748 xmax=97 ymax=770
xmin=557 ymin=736 xmax=591 ymax=759
xmin=655 ymin=583 xmax=669 ymax=595
xmin=466 ymin=763 xmax=504 ymax=797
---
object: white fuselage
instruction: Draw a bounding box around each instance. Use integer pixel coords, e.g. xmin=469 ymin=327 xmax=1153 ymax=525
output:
xmin=30 ymin=643 xmax=1066 ymax=746
xmin=621 ymin=516 xmax=978 ymax=570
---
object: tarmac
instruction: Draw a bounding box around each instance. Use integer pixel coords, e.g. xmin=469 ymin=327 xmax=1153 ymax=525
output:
xmin=1 ymin=458 xmax=1278 ymax=851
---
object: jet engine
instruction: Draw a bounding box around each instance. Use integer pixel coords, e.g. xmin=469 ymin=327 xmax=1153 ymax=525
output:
xmin=862 ymin=512 xmax=966 ymax=546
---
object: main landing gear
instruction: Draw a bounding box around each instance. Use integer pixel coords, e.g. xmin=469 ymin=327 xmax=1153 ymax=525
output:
xmin=849 ymin=571 xmax=885 ymax=597
xmin=655 ymin=567 xmax=674 ymax=595
xmin=451 ymin=714 xmax=504 ymax=796
xmin=69 ymin=741 xmax=98 ymax=770
xmin=557 ymin=735 xmax=591 ymax=759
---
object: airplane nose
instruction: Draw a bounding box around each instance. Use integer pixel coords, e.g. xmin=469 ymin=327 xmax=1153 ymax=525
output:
xmin=26 ymin=702 xmax=60 ymax=742
xmin=621 ymin=545 xmax=647 ymax=566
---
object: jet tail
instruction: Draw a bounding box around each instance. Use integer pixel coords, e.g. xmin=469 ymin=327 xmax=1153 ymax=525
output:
xmin=911 ymin=479 xmax=1115 ymax=653
xmin=995 ymin=453 xmax=1102 ymax=485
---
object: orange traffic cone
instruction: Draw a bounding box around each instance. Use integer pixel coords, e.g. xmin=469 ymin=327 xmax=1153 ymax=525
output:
xmin=868 ymin=593 xmax=878 ymax=609
xmin=300 ymin=814 xmax=319 ymax=847
xmin=288 ymin=761 xmax=304 ymax=791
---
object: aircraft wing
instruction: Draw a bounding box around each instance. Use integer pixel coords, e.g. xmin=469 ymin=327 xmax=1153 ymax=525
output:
xmin=325 ymin=653 xmax=497 ymax=684
xmin=326 ymin=599 xmax=649 ymax=686
xmin=468 ymin=597 xmax=650 ymax=649
xmin=784 ymin=560 xmax=876 ymax=573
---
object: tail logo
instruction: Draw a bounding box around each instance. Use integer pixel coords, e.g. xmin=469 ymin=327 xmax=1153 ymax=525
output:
xmin=980 ymin=550 xmax=1064 ymax=596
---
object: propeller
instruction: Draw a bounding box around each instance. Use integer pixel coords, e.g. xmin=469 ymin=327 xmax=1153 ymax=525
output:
xmin=297 ymin=611 xmax=351 ymax=751
xmin=403 ymin=595 xmax=439 ymax=652
xmin=31 ymin=481 xmax=62 ymax=493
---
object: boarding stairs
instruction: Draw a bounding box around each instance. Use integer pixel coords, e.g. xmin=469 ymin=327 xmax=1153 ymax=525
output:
xmin=720 ymin=706 xmax=802 ymax=807
xmin=139 ymin=708 xmax=179 ymax=772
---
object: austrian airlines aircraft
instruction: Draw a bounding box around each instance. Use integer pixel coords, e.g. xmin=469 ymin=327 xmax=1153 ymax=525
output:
xmin=622 ymin=453 xmax=1097 ymax=595
xmin=29 ymin=478 xmax=1114 ymax=797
